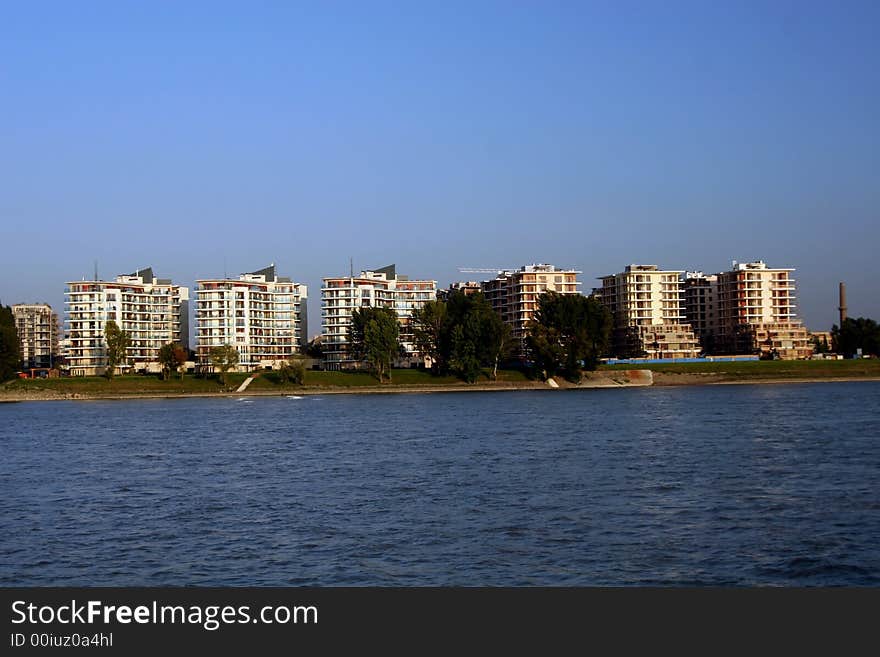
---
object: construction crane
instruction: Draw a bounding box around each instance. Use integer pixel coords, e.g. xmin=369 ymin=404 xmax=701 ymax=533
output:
xmin=457 ymin=267 xmax=513 ymax=274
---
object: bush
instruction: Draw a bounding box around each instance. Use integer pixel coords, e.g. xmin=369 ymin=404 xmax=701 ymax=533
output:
xmin=278 ymin=357 xmax=306 ymax=385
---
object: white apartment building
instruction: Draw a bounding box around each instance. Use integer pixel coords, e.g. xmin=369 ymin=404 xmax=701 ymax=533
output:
xmin=481 ymin=264 xmax=582 ymax=348
xmin=195 ymin=264 xmax=307 ymax=372
xmin=65 ymin=268 xmax=189 ymax=376
xmin=714 ymin=260 xmax=811 ymax=359
xmin=595 ymin=265 xmax=700 ymax=359
xmin=321 ymin=264 xmax=436 ymax=370
xmin=12 ymin=303 xmax=59 ymax=369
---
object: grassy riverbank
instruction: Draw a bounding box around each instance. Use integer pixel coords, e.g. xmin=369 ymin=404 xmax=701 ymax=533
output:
xmin=600 ymin=358 xmax=880 ymax=385
xmin=1 ymin=360 xmax=878 ymax=400
xmin=0 ymin=368 xmax=535 ymax=400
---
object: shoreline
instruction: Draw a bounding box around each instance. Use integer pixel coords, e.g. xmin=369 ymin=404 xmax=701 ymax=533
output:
xmin=2 ymin=374 xmax=879 ymax=402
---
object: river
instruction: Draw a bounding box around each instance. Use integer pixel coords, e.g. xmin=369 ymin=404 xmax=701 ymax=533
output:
xmin=2 ymin=382 xmax=879 ymax=585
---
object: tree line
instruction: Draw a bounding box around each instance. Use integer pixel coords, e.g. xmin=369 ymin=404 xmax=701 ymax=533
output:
xmin=832 ymin=317 xmax=880 ymax=358
xmin=348 ymin=291 xmax=613 ymax=383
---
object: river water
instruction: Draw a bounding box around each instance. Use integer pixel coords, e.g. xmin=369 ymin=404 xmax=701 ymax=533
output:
xmin=2 ymin=382 xmax=879 ymax=585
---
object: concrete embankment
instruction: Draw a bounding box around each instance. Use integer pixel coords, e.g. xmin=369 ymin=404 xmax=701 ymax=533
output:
xmin=573 ymin=369 xmax=654 ymax=388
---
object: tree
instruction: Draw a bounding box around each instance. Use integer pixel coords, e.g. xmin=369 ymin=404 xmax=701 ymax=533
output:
xmin=410 ymin=300 xmax=447 ymax=372
xmin=104 ymin=320 xmax=132 ymax=380
xmin=305 ymin=337 xmax=323 ymax=358
xmin=480 ymin=303 xmax=512 ymax=381
xmin=349 ymin=307 xmax=399 ymax=382
xmin=173 ymin=344 xmax=188 ymax=378
xmin=277 ymin=355 xmax=306 ymax=385
xmin=448 ymin=314 xmax=482 ymax=383
xmin=0 ymin=302 xmax=20 ymax=382
xmin=832 ymin=318 xmax=880 ymax=357
xmin=414 ymin=291 xmax=513 ymax=383
xmin=210 ymin=344 xmax=240 ymax=386
xmin=526 ymin=293 xmax=612 ymax=382
xmin=159 ymin=342 xmax=188 ymax=380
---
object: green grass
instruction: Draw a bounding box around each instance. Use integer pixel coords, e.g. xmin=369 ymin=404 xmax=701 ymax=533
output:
xmin=1 ymin=373 xmax=249 ymax=395
xmin=2 ymin=367 xmax=534 ymax=396
xmin=599 ymin=358 xmax=880 ymax=378
xmin=297 ymin=368 xmax=530 ymax=388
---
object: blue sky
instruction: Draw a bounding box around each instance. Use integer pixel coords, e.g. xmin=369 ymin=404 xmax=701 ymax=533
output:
xmin=1 ymin=1 xmax=878 ymax=337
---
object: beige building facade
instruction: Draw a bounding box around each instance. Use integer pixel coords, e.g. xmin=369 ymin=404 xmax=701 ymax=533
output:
xmin=481 ymin=264 xmax=581 ymax=348
xmin=596 ymin=265 xmax=700 ymax=359
xmin=13 ymin=303 xmax=59 ymax=369
xmin=714 ymin=261 xmax=811 ymax=359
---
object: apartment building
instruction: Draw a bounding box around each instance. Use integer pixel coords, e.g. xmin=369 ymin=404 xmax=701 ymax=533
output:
xmin=321 ymin=264 xmax=436 ymax=370
xmin=714 ymin=261 xmax=811 ymax=359
xmin=595 ymin=265 xmax=700 ymax=359
xmin=437 ymin=281 xmax=482 ymax=301
xmin=481 ymin=264 xmax=581 ymax=347
xmin=195 ymin=264 xmax=307 ymax=372
xmin=12 ymin=303 xmax=59 ymax=369
xmin=65 ymin=268 xmax=189 ymax=376
xmin=682 ymin=272 xmax=719 ymax=352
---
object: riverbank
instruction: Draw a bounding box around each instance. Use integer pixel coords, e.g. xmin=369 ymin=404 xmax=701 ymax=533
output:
xmin=2 ymin=361 xmax=879 ymax=401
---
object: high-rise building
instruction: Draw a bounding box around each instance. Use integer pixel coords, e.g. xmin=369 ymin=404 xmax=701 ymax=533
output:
xmin=65 ymin=267 xmax=189 ymax=376
xmin=682 ymin=272 xmax=719 ymax=353
xmin=12 ymin=303 xmax=59 ymax=369
xmin=714 ymin=260 xmax=811 ymax=359
xmin=195 ymin=264 xmax=308 ymax=372
xmin=321 ymin=264 xmax=436 ymax=370
xmin=481 ymin=264 xmax=581 ymax=347
xmin=595 ymin=265 xmax=700 ymax=359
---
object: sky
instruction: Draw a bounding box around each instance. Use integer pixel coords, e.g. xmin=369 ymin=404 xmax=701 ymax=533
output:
xmin=1 ymin=1 xmax=878 ymax=338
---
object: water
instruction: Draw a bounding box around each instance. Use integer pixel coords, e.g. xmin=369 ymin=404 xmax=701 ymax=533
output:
xmin=2 ymin=382 xmax=879 ymax=586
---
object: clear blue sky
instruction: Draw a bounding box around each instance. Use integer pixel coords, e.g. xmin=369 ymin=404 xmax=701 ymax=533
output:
xmin=2 ymin=1 xmax=878 ymax=338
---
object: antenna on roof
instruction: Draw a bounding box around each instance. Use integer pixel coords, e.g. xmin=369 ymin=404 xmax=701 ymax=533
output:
xmin=224 ymin=256 xmax=227 ymax=280
xmin=94 ymin=260 xmax=98 ymax=282
xmin=350 ymin=257 xmax=354 ymax=278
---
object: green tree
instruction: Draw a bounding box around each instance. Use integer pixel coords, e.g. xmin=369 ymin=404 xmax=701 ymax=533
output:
xmin=304 ymin=337 xmax=323 ymax=358
xmin=349 ymin=306 xmax=399 ymax=382
xmin=158 ymin=342 xmax=188 ymax=380
xmin=210 ymin=343 xmax=240 ymax=386
xmin=173 ymin=344 xmax=188 ymax=378
xmin=480 ymin=303 xmax=512 ymax=381
xmin=526 ymin=293 xmax=612 ymax=382
xmin=277 ymin=355 xmax=306 ymax=385
xmin=428 ymin=291 xmax=511 ymax=382
xmin=832 ymin=318 xmax=880 ymax=357
xmin=104 ymin=320 xmax=132 ymax=380
xmin=410 ymin=300 xmax=447 ymax=372
xmin=0 ymin=303 xmax=21 ymax=382
xmin=448 ymin=314 xmax=482 ymax=383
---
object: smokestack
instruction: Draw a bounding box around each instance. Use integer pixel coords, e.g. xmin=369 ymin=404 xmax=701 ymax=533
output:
xmin=839 ymin=282 xmax=847 ymax=326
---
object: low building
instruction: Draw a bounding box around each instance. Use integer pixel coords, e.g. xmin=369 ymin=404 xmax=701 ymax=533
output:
xmin=809 ymin=330 xmax=833 ymax=353
xmin=438 ymin=281 xmax=482 ymax=301
xmin=321 ymin=264 xmax=436 ymax=370
xmin=595 ymin=265 xmax=700 ymax=359
xmin=195 ymin=264 xmax=308 ymax=372
xmin=65 ymin=268 xmax=189 ymax=376
xmin=12 ymin=303 xmax=59 ymax=369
